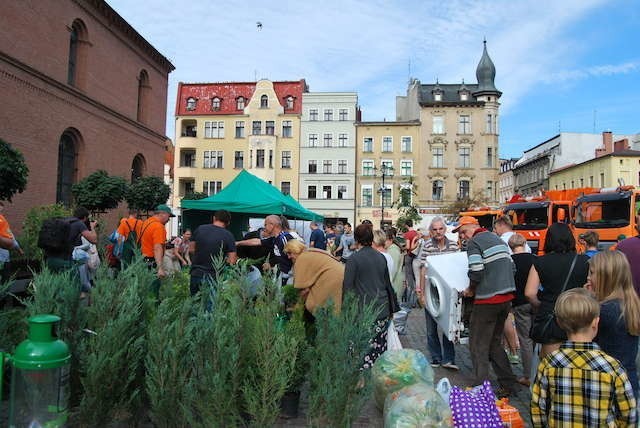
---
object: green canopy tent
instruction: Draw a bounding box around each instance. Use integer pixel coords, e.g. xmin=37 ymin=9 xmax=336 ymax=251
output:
xmin=181 ymin=169 xmax=323 ymax=238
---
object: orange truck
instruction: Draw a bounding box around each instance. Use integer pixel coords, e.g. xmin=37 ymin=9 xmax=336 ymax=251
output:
xmin=458 ymin=208 xmax=502 ymax=231
xmin=572 ymin=186 xmax=640 ymax=250
xmin=502 ymin=193 xmax=575 ymax=255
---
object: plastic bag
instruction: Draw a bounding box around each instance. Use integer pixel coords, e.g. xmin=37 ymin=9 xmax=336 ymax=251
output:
xmin=387 ymin=321 xmax=403 ymax=351
xmin=383 ymin=382 xmax=453 ymax=428
xmin=496 ymin=398 xmax=525 ymax=428
xmin=393 ymin=309 xmax=409 ymax=334
xmin=450 ymin=381 xmax=502 ymax=428
xmin=436 ymin=377 xmax=452 ymax=405
xmin=372 ymin=349 xmax=434 ymax=410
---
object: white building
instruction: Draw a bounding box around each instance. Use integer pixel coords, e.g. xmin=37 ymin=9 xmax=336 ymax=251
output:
xmin=299 ymin=92 xmax=358 ymax=225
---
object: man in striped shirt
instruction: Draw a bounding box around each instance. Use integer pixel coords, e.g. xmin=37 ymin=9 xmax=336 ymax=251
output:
xmin=457 ymin=216 xmax=518 ymax=397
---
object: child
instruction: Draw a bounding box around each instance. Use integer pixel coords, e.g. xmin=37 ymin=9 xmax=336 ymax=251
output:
xmin=531 ymin=288 xmax=637 ymax=427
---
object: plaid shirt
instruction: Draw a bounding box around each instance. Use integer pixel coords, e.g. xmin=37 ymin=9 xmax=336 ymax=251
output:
xmin=531 ymin=341 xmax=637 ymax=427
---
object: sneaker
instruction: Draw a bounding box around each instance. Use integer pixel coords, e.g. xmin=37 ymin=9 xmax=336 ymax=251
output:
xmin=430 ymin=361 xmax=441 ymax=368
xmin=508 ymin=353 xmax=521 ymax=365
xmin=442 ymin=362 xmax=459 ymax=371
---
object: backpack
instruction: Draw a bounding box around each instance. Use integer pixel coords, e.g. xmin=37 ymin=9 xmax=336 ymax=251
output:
xmin=120 ymin=220 xmax=142 ymax=265
xmin=38 ymin=217 xmax=79 ymax=256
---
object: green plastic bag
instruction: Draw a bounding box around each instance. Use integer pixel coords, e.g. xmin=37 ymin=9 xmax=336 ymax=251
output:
xmin=372 ymin=349 xmax=434 ymax=410
xmin=384 ymin=383 xmax=453 ymax=428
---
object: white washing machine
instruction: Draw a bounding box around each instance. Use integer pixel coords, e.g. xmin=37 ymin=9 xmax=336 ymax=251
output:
xmin=425 ymin=251 xmax=470 ymax=344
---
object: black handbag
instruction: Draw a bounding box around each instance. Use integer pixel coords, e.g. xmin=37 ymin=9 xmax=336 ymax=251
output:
xmin=530 ymin=254 xmax=578 ymax=343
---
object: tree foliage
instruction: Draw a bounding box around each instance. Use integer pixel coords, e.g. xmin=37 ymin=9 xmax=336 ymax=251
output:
xmin=182 ymin=191 xmax=208 ymax=201
xmin=20 ymin=204 xmax=72 ymax=260
xmin=125 ymin=176 xmax=170 ymax=213
xmin=71 ymin=170 xmax=128 ymax=214
xmin=395 ymin=177 xmax=422 ymax=231
xmin=0 ymin=138 xmax=29 ymax=202
xmin=438 ymin=189 xmax=492 ymax=221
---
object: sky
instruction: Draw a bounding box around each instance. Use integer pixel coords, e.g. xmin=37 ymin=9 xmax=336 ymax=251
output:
xmin=107 ymin=0 xmax=639 ymax=159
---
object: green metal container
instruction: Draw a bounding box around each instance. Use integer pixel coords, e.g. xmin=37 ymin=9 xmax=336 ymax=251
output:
xmin=3 ymin=314 xmax=70 ymax=427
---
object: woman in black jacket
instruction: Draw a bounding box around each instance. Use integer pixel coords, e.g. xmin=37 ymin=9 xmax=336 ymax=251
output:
xmin=343 ymin=224 xmax=398 ymax=368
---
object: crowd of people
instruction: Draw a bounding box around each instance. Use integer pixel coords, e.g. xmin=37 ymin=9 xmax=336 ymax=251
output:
xmin=2 ymin=200 xmax=640 ymax=426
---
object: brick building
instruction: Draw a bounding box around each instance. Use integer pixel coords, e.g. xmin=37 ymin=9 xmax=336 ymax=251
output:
xmin=0 ymin=0 xmax=174 ymax=232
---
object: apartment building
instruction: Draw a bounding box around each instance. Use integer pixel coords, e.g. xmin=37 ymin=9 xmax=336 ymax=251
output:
xmin=299 ymin=92 xmax=358 ymax=225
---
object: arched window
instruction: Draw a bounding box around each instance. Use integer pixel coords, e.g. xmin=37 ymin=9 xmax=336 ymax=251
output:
xmin=67 ymin=19 xmax=88 ymax=88
xmin=137 ymin=70 xmax=149 ymax=123
xmin=56 ymin=131 xmax=77 ymax=206
xmin=236 ymin=97 xmax=245 ymax=110
xmin=186 ymin=97 xmax=196 ymax=110
xmin=285 ymin=96 xmax=294 ymax=109
xmin=211 ymin=97 xmax=221 ymax=110
xmin=131 ymin=154 xmax=146 ymax=183
xmin=260 ymin=94 xmax=268 ymax=108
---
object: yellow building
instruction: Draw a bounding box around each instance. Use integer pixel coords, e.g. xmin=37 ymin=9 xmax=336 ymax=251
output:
xmin=549 ymin=144 xmax=640 ymax=190
xmin=173 ymin=79 xmax=307 ymax=225
xmin=355 ymin=121 xmax=421 ymax=226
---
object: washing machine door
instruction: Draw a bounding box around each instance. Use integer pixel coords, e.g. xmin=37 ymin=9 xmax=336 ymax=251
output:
xmin=425 ymin=252 xmax=469 ymax=343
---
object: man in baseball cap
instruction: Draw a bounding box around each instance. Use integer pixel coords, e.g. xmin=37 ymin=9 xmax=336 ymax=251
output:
xmin=452 ymin=215 xmax=479 ymax=233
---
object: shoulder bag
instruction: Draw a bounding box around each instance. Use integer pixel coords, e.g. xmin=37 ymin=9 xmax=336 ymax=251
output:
xmin=530 ymin=254 xmax=578 ymax=343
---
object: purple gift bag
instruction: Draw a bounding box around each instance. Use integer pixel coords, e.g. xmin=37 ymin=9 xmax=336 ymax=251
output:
xmin=450 ymin=381 xmax=502 ymax=427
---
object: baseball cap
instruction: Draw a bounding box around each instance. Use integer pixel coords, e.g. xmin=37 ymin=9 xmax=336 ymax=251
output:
xmin=452 ymin=216 xmax=479 ymax=233
xmin=155 ymin=204 xmax=176 ymax=217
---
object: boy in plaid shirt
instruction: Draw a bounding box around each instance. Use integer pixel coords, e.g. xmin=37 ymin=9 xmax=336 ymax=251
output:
xmin=531 ymin=288 xmax=637 ymax=427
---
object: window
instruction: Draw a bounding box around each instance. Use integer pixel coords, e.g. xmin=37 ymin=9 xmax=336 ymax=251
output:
xmin=337 ymin=185 xmax=346 ymax=199
xmin=589 ymin=176 xmax=594 ymax=187
xmin=362 ymin=160 xmax=374 ymax=176
xmin=460 ymin=92 xmax=468 ymax=101
xmin=401 ymin=136 xmax=412 ymax=153
xmin=282 ymin=120 xmax=292 ymax=137
xmin=281 ymin=151 xmax=291 ymax=168
xmin=459 ymin=180 xmax=470 ymax=199
xmin=308 ymin=185 xmax=317 ymax=199
xmin=382 ymin=136 xmax=393 ymax=152
xmin=486 ymin=181 xmax=493 ymax=199
xmin=362 ymin=186 xmax=373 ymax=207
xmin=203 ymin=150 xmax=223 ymax=168
xmin=285 ymin=96 xmax=294 ymax=109
xmin=204 ymin=121 xmax=224 ymax=138
xmin=211 ymin=97 xmax=221 ymax=111
xmin=203 ymin=181 xmax=222 ymax=196
xmin=432 ymin=180 xmax=444 ymax=200
xmin=323 ymin=133 xmax=333 ymax=147
xmin=309 ymin=109 xmax=318 ymax=121
xmin=486 ymin=147 xmax=493 ymax=167
xmin=323 ymin=160 xmax=332 ymax=174
xmin=308 ymin=160 xmax=317 ymax=174
xmin=381 ymin=160 xmax=394 ymax=176
xmin=252 ymin=121 xmax=261 ymax=135
xmin=323 ymin=186 xmax=332 ymax=199
xmin=136 ymin=70 xmax=149 ymax=123
xmin=57 ymin=131 xmax=77 ymax=206
xmin=236 ymin=97 xmax=245 ymax=110
xmin=338 ymin=160 xmax=347 ymax=174
xmin=434 ymin=92 xmax=442 ymax=101
xmin=260 ymin=95 xmax=268 ymax=108
xmin=256 ymin=149 xmax=265 ymax=168
xmin=338 ymin=133 xmax=348 ymax=147
xmin=486 ymin=113 xmax=495 ymax=133
xmin=235 ymin=121 xmax=245 ymax=138
xmin=131 ymin=154 xmax=145 ymax=182
xmin=234 ymin=151 xmax=244 ymax=168
xmin=363 ymin=137 xmax=373 ymax=152
xmin=339 ymin=109 xmax=348 ymax=121
xmin=186 ymin=97 xmax=196 ymax=111
xmin=324 ymin=109 xmax=333 ymax=121
xmin=308 ymin=134 xmax=318 ymax=147
xmin=432 ymin=116 xmax=444 ymax=134
xmin=580 ymin=178 xmax=584 ymax=187
xmin=401 ymin=160 xmax=412 ymax=176
xmin=269 ymin=150 xmax=273 ymax=168
xmin=432 ymin=147 xmax=444 ymax=168
xmin=458 ymin=115 xmax=471 ymax=134
xmin=265 ymin=121 xmax=275 ymax=135
xmin=281 ymin=181 xmax=291 ymax=195
xmin=202 ymin=181 xmax=221 ymax=196
xmin=68 ymin=26 xmax=79 ymax=86
xmin=600 ymin=173 xmax=605 ymax=187
xmin=459 ymin=147 xmax=471 ymax=168
xmin=399 ymin=184 xmax=413 ymax=206
xmin=381 ymin=185 xmax=393 ymax=207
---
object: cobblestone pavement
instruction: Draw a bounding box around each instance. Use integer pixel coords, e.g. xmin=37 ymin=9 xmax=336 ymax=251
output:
xmin=277 ymin=308 xmax=532 ymax=427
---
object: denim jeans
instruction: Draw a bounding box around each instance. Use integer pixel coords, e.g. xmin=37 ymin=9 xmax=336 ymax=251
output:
xmin=425 ymin=308 xmax=455 ymax=363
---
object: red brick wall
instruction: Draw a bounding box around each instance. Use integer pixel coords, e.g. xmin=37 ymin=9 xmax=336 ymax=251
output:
xmin=0 ymin=0 xmax=173 ymax=234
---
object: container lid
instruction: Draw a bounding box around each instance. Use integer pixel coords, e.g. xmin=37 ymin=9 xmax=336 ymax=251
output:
xmin=12 ymin=314 xmax=70 ymax=369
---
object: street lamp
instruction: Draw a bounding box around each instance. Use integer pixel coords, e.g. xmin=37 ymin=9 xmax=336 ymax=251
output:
xmin=376 ymin=163 xmax=393 ymax=229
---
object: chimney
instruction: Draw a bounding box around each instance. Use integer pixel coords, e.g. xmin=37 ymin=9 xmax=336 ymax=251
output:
xmin=603 ymin=131 xmax=613 ymax=153
xmin=614 ymin=138 xmax=629 ymax=153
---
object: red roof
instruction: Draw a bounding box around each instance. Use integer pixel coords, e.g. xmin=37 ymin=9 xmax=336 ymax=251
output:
xmin=175 ymin=80 xmax=307 ymax=116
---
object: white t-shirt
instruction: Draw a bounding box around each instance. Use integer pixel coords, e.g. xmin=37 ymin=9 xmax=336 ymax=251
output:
xmin=381 ymin=251 xmax=395 ymax=282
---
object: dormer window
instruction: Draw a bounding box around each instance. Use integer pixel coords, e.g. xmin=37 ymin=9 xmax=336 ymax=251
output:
xmin=434 ymin=93 xmax=442 ymax=101
xmin=285 ymin=96 xmax=294 ymax=109
xmin=211 ymin=97 xmax=221 ymax=111
xmin=260 ymin=95 xmax=268 ymax=108
xmin=186 ymin=97 xmax=197 ymax=111
xmin=236 ymin=97 xmax=245 ymax=110
xmin=460 ymin=92 xmax=469 ymax=101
